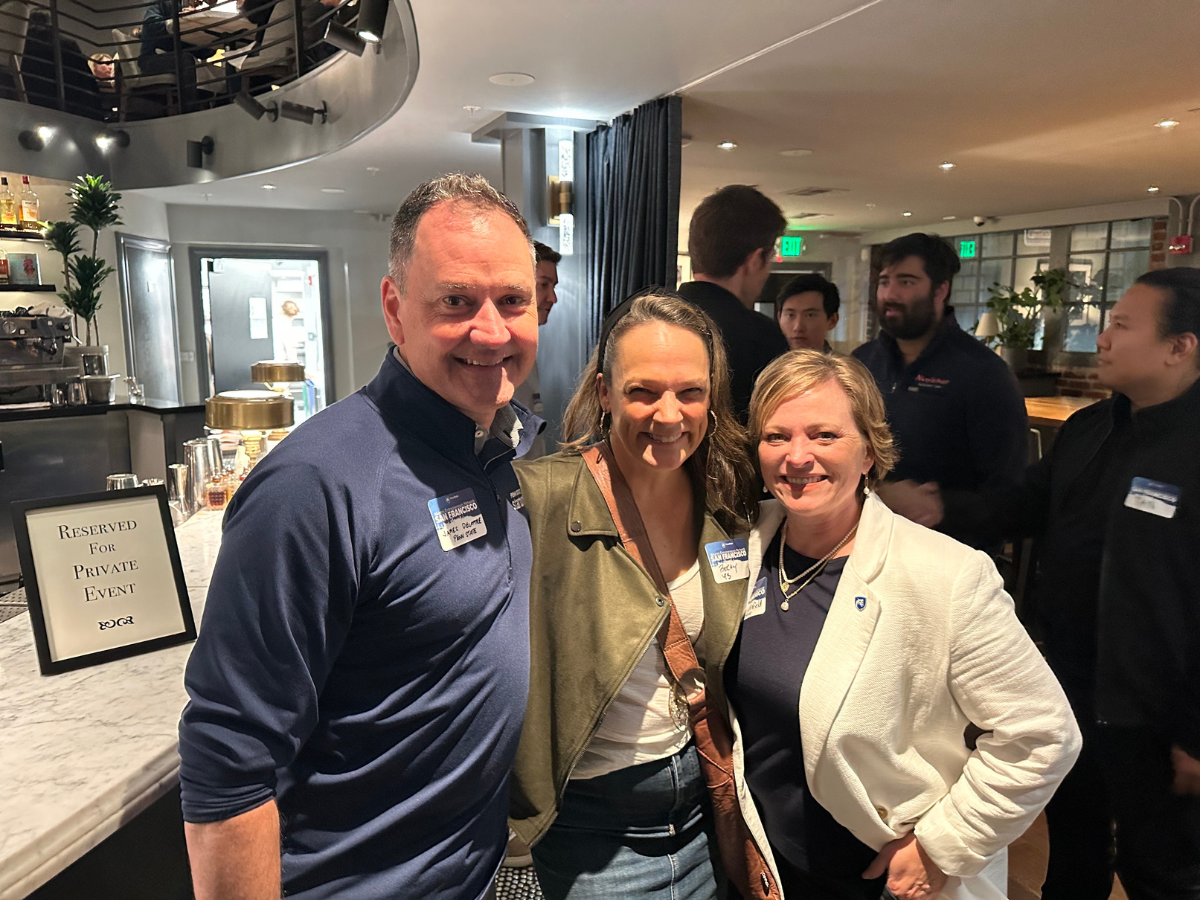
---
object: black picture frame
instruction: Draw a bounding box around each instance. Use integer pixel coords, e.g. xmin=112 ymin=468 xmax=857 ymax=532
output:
xmin=12 ymin=485 xmax=197 ymax=676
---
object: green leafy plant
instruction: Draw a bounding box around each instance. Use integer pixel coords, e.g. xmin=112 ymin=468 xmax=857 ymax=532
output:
xmin=985 ymin=267 xmax=1074 ymax=351
xmin=52 ymin=176 xmax=122 ymax=345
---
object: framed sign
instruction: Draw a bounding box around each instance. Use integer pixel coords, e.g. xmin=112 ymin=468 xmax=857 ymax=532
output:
xmin=12 ymin=485 xmax=196 ymax=675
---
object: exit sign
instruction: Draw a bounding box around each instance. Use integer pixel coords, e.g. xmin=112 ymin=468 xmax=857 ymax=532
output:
xmin=780 ymin=235 xmax=804 ymax=257
xmin=959 ymin=239 xmax=978 ymax=259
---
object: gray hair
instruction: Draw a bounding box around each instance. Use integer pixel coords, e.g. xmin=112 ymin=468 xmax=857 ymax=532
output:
xmin=388 ymin=173 xmax=534 ymax=291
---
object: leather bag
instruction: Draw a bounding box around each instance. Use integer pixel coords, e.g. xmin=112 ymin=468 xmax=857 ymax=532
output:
xmin=582 ymin=444 xmax=777 ymax=900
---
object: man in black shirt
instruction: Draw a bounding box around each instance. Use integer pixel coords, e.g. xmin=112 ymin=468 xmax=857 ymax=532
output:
xmin=904 ymin=267 xmax=1200 ymax=900
xmin=852 ymin=233 xmax=1027 ymax=515
xmin=677 ymin=185 xmax=789 ymax=421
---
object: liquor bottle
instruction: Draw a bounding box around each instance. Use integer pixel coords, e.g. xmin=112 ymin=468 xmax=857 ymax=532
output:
xmin=19 ymin=176 xmax=38 ymax=231
xmin=0 ymin=178 xmax=17 ymax=228
xmin=0 ymin=247 xmax=9 ymax=285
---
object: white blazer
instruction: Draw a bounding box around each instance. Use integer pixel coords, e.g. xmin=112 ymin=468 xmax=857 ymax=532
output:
xmin=731 ymin=494 xmax=1081 ymax=900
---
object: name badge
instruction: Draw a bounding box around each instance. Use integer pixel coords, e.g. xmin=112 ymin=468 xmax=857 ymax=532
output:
xmin=509 ymin=489 xmax=525 ymax=511
xmin=705 ymin=539 xmax=749 ymax=584
xmin=1124 ymin=476 xmax=1180 ymax=520
xmin=744 ymin=577 xmax=767 ymax=620
xmin=428 ymin=488 xmax=488 ymax=551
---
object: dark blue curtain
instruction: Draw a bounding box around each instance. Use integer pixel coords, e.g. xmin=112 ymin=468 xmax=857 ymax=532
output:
xmin=584 ymin=95 xmax=681 ymax=348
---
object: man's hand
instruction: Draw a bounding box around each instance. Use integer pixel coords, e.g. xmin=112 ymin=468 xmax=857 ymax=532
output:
xmin=875 ymin=480 xmax=944 ymax=528
xmin=863 ymin=833 xmax=948 ymax=900
xmin=1171 ymin=745 xmax=1200 ymax=795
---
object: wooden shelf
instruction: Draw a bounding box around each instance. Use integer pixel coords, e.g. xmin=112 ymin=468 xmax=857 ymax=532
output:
xmin=0 ymin=284 xmax=56 ymax=292
xmin=0 ymin=229 xmax=45 ymax=242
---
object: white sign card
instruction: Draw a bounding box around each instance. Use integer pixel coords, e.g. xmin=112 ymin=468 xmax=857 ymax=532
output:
xmin=13 ymin=486 xmax=196 ymax=675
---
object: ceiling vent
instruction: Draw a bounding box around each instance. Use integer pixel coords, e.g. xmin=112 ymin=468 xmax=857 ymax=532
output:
xmin=788 ymin=212 xmax=830 ymax=220
xmin=784 ymin=186 xmax=848 ymax=197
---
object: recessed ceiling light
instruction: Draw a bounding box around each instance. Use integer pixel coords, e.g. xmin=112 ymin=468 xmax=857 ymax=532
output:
xmin=261 ymin=184 xmax=277 ymax=190
xmin=943 ymin=215 xmax=957 ymax=220
xmin=365 ymin=166 xmax=380 ymax=174
xmin=902 ymin=211 xmax=913 ymax=217
xmin=939 ymin=161 xmax=956 ymax=170
xmin=488 ymin=72 xmax=535 ymax=86
xmin=321 ymin=187 xmax=346 ymax=194
xmin=463 ymin=105 xmax=481 ymax=113
xmin=1147 ymin=185 xmax=1161 ymax=193
xmin=1155 ymin=118 xmax=1179 ymax=129
xmin=717 ymin=141 xmax=737 ymax=151
xmin=780 ymin=149 xmax=813 ymax=157
xmin=865 ymin=203 xmax=876 ymax=210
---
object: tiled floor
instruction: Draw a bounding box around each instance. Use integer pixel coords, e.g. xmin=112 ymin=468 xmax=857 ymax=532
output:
xmin=1008 ymin=814 xmax=1127 ymax=900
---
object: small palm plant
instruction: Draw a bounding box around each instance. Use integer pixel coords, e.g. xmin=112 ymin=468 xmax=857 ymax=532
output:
xmin=47 ymin=176 xmax=123 ymax=345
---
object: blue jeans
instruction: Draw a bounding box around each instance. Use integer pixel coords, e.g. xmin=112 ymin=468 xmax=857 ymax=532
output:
xmin=531 ymin=743 xmax=720 ymax=900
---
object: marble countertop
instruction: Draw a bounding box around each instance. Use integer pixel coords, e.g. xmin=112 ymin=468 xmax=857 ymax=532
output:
xmin=0 ymin=510 xmax=224 ymax=900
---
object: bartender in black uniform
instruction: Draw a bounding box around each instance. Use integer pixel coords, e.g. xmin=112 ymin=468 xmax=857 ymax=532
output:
xmin=900 ymin=267 xmax=1200 ymax=900
xmin=853 ymin=233 xmax=1027 ymax=546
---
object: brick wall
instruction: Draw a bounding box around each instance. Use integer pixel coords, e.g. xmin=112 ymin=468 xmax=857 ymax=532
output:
xmin=1053 ymin=365 xmax=1111 ymax=399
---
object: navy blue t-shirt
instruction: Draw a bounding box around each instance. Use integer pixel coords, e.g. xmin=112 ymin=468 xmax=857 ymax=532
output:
xmin=725 ymin=531 xmax=877 ymax=879
xmin=179 ymin=352 xmax=538 ymax=900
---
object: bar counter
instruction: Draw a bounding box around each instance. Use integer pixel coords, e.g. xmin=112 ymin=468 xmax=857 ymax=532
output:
xmin=0 ymin=510 xmax=223 ymax=900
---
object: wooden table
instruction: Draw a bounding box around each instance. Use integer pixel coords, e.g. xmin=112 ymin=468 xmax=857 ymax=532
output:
xmin=1025 ymin=395 xmax=1100 ymax=427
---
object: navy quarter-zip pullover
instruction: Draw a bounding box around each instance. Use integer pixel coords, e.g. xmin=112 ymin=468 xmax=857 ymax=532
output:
xmin=179 ymin=351 xmax=540 ymax=900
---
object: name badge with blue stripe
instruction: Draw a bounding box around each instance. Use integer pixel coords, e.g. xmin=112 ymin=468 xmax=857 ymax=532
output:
xmin=705 ymin=539 xmax=749 ymax=584
xmin=744 ymin=577 xmax=768 ymax=621
xmin=1124 ymin=477 xmax=1180 ymax=520
xmin=428 ymin=488 xmax=488 ymax=551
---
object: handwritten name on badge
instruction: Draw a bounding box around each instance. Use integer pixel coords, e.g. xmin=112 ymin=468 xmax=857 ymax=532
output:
xmin=705 ymin=539 xmax=749 ymax=584
xmin=744 ymin=577 xmax=768 ymax=620
xmin=1124 ymin=477 xmax=1180 ymax=520
xmin=428 ymin=488 xmax=488 ymax=551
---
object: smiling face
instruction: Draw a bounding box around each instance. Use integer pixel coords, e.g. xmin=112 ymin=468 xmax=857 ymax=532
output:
xmin=381 ymin=201 xmax=537 ymax=427
xmin=779 ymin=290 xmax=837 ymax=350
xmin=598 ymin=322 xmax=710 ymax=475
xmin=875 ymin=254 xmax=946 ymax=340
xmin=758 ymin=378 xmax=874 ymax=524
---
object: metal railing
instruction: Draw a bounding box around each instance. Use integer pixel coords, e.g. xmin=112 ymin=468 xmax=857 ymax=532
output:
xmin=0 ymin=0 xmax=360 ymax=121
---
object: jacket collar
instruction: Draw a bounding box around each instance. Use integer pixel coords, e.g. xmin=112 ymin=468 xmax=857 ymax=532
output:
xmin=747 ymin=492 xmax=895 ymax=591
xmin=1123 ymin=376 xmax=1200 ymax=435
xmin=678 ymin=279 xmax=747 ymax=312
xmin=877 ymin=307 xmax=963 ymax=373
xmin=361 ymin=349 xmax=544 ymax=468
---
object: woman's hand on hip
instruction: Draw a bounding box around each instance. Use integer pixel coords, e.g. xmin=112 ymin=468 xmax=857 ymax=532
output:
xmin=862 ymin=833 xmax=947 ymax=900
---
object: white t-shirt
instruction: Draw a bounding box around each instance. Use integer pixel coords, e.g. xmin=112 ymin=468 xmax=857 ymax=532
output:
xmin=571 ymin=559 xmax=705 ymax=780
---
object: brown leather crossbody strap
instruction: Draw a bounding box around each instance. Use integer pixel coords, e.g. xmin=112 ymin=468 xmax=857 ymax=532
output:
xmin=580 ymin=444 xmax=705 ymax=708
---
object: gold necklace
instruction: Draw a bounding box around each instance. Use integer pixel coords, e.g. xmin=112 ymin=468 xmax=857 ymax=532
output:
xmin=777 ymin=519 xmax=857 ymax=611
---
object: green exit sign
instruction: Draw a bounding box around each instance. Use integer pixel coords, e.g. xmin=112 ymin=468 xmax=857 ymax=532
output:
xmin=959 ymin=239 xmax=978 ymax=259
xmin=780 ymin=235 xmax=804 ymax=257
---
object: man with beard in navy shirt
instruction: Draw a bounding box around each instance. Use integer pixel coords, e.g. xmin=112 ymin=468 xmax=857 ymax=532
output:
xmin=179 ymin=174 xmax=542 ymax=900
xmin=853 ymin=233 xmax=1027 ymax=537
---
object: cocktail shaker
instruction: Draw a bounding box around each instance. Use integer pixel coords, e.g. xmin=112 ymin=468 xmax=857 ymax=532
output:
xmin=183 ymin=438 xmax=212 ymax=512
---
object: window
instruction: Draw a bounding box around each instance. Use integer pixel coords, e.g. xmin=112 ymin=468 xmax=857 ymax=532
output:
xmin=1065 ymin=219 xmax=1153 ymax=351
xmin=950 ymin=229 xmax=1051 ymax=344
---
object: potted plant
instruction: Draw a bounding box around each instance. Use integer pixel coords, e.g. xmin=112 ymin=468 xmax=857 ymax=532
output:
xmin=984 ymin=267 xmax=1073 ymax=372
xmin=46 ymin=175 xmax=122 ymax=376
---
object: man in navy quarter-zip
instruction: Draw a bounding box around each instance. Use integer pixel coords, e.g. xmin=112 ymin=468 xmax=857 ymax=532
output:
xmin=178 ymin=173 xmax=543 ymax=900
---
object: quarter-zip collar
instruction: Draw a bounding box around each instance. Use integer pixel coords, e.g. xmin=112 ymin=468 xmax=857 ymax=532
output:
xmin=877 ymin=308 xmax=963 ymax=383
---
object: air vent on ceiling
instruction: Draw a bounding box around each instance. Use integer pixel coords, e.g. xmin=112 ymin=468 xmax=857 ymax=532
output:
xmin=784 ymin=187 xmax=848 ymax=197
xmin=788 ymin=212 xmax=829 ymax=220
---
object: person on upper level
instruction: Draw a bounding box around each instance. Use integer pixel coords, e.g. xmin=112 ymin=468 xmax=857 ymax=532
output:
xmin=678 ymin=185 xmax=789 ymax=422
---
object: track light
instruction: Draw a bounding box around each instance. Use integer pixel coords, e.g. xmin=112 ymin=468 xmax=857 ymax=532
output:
xmin=187 ymin=135 xmax=215 ymax=169
xmin=94 ymin=129 xmax=130 ymax=151
xmin=323 ymin=20 xmax=365 ymax=56
xmin=357 ymin=0 xmax=388 ymax=42
xmin=18 ymin=130 xmax=45 ymax=151
xmin=279 ymin=100 xmax=329 ymax=125
xmin=235 ymin=91 xmax=279 ymax=121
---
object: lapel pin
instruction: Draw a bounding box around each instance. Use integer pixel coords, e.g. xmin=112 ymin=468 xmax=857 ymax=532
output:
xmin=855 ymin=596 xmax=867 ymax=611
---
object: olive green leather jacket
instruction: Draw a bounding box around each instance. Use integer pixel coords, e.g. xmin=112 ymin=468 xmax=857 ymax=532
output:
xmin=509 ymin=452 xmax=749 ymax=845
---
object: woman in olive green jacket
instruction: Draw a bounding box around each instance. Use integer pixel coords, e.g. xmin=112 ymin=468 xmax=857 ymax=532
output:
xmin=510 ymin=291 xmax=757 ymax=900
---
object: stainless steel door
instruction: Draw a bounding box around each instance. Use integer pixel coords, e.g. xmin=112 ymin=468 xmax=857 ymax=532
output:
xmin=206 ymin=258 xmax=276 ymax=393
xmin=118 ymin=234 xmax=183 ymax=405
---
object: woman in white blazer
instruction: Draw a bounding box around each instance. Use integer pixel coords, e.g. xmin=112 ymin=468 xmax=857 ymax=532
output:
xmin=723 ymin=351 xmax=1081 ymax=900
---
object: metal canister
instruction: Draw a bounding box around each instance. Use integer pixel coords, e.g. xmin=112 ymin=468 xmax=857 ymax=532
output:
xmin=105 ymin=473 xmax=139 ymax=491
xmin=168 ymin=463 xmax=192 ymax=517
xmin=183 ymin=438 xmax=212 ymax=512
xmin=206 ymin=434 xmax=224 ymax=477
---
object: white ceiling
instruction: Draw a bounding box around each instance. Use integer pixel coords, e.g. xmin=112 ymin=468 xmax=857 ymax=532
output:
xmin=141 ymin=0 xmax=1200 ymax=240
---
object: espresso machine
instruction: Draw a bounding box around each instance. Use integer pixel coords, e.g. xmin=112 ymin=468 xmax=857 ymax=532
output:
xmin=0 ymin=307 xmax=82 ymax=405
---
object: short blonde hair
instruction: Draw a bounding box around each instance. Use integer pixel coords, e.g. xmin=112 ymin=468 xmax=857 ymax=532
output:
xmin=748 ymin=350 xmax=897 ymax=489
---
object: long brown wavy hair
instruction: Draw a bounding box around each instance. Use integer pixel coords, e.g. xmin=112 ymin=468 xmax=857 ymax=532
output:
xmin=561 ymin=291 xmax=757 ymax=531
